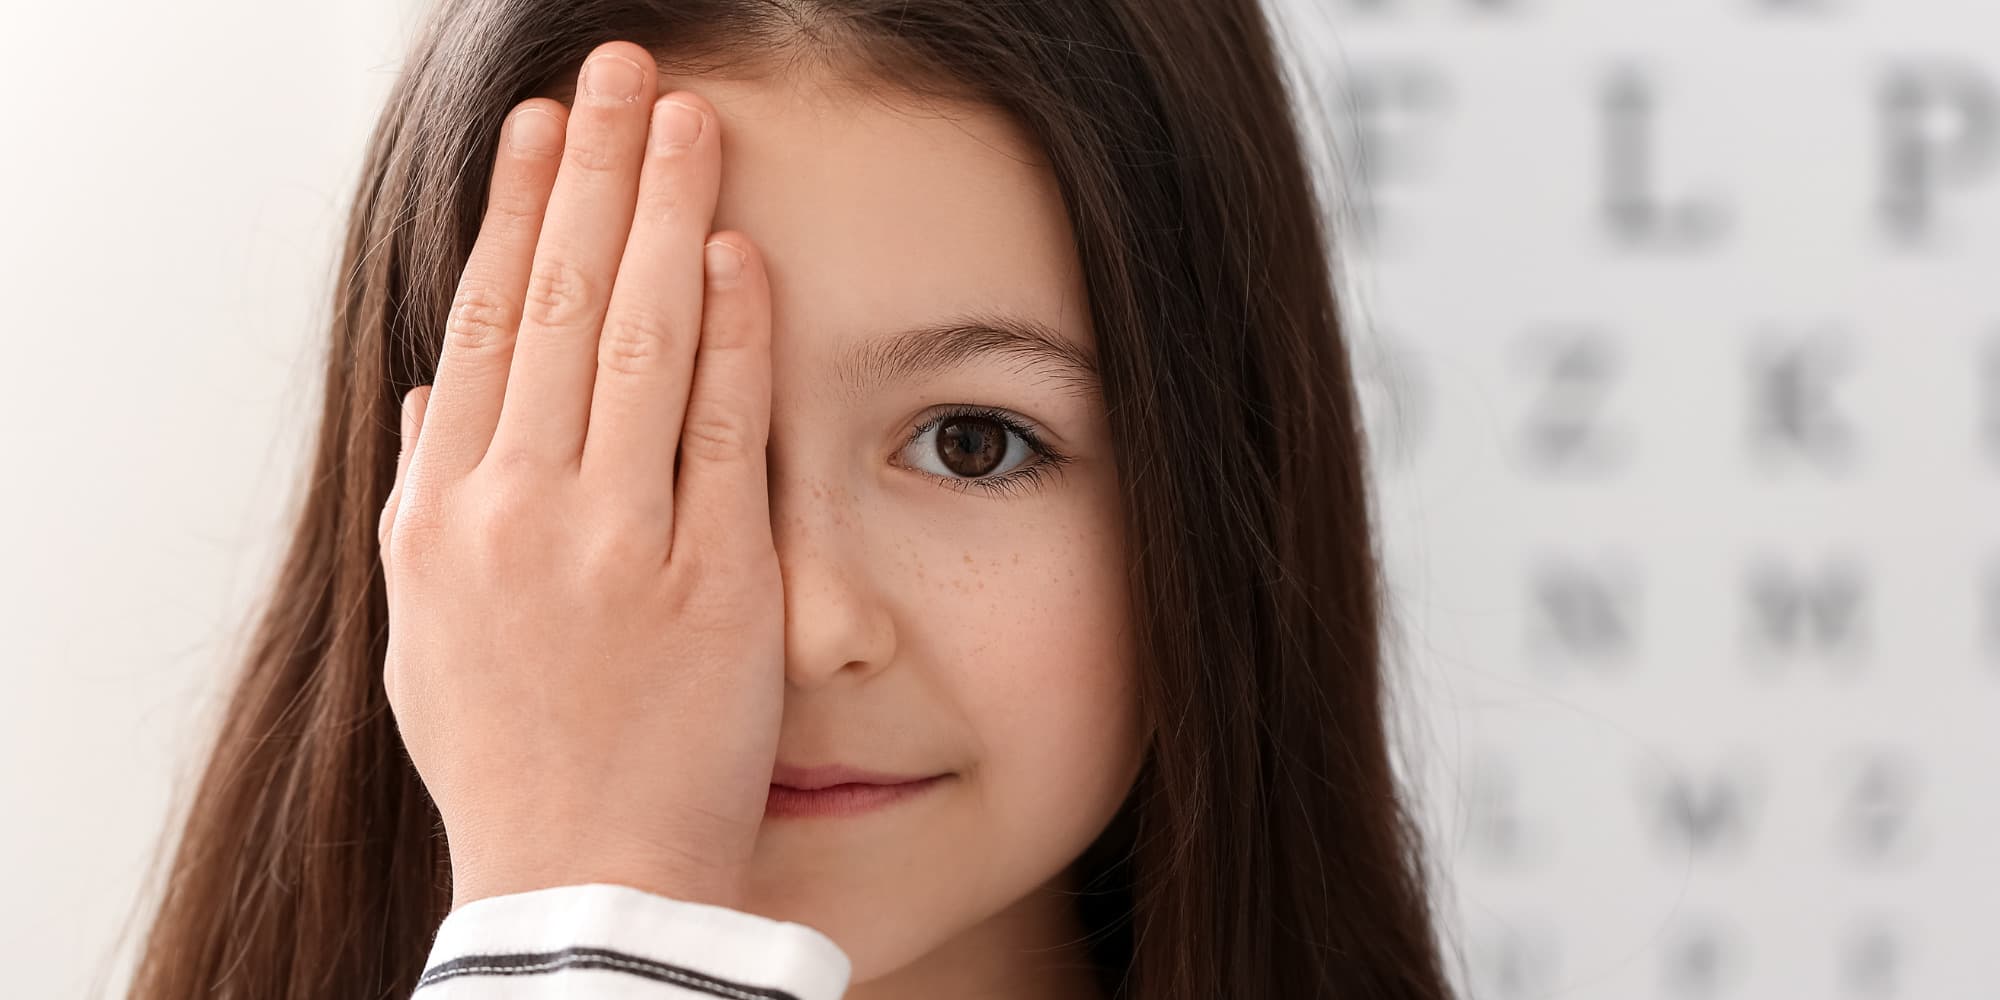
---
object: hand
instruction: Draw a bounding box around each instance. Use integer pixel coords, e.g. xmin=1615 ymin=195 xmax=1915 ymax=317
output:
xmin=376 ymin=40 xmax=779 ymax=914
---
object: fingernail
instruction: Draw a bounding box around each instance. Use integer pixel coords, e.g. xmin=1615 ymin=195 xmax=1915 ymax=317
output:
xmin=705 ymin=241 xmax=744 ymax=285
xmin=581 ymin=54 xmax=645 ymax=103
xmin=509 ymin=107 xmax=563 ymax=157
xmin=653 ymin=99 xmax=706 ymax=153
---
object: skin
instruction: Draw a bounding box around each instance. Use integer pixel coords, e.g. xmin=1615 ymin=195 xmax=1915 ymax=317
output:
xmin=380 ymin=40 xmax=1146 ymax=1000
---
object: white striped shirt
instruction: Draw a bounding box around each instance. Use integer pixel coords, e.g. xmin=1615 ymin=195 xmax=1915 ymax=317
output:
xmin=412 ymin=882 xmax=852 ymax=999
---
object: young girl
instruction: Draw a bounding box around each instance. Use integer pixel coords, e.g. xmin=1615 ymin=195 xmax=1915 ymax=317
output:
xmin=124 ymin=1 xmax=1458 ymax=997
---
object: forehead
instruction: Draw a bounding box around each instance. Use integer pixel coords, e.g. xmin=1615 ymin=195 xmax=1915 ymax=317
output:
xmin=652 ymin=71 xmax=1093 ymax=389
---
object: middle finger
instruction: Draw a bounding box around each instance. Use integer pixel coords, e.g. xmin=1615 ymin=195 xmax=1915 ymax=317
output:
xmin=579 ymin=89 xmax=719 ymax=527
xmin=487 ymin=41 xmax=656 ymax=468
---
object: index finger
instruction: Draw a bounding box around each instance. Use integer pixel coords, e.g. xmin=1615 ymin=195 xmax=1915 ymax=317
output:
xmin=409 ymin=99 xmax=568 ymax=487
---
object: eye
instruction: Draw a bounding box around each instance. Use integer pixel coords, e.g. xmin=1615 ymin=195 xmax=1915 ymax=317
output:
xmin=896 ymin=405 xmax=1072 ymax=498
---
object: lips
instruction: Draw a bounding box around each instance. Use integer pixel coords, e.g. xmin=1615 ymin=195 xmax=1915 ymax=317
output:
xmin=769 ymin=762 xmax=944 ymax=790
xmin=764 ymin=773 xmax=951 ymax=819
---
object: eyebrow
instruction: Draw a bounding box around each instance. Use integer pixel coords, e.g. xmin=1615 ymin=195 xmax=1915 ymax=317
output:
xmin=831 ymin=312 xmax=1101 ymax=403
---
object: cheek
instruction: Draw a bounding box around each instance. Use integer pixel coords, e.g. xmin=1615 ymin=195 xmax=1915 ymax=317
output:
xmin=924 ymin=515 xmax=1143 ymax=822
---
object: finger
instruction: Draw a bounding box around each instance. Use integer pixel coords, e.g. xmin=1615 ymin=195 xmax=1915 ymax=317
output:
xmin=669 ymin=234 xmax=772 ymax=565
xmin=417 ymin=99 xmax=566 ymax=484
xmin=380 ymin=386 xmax=432 ymax=588
xmin=580 ymin=90 xmax=719 ymax=538
xmin=400 ymin=385 xmax=433 ymax=507
xmin=488 ymin=41 xmax=656 ymax=469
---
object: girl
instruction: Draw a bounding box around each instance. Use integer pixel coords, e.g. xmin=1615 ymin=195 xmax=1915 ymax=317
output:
xmin=124 ymin=1 xmax=1459 ymax=998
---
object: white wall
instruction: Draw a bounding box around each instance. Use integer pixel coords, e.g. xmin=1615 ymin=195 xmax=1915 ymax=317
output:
xmin=0 ymin=1 xmax=419 ymax=995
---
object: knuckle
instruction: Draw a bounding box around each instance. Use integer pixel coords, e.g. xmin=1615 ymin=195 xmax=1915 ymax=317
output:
xmin=469 ymin=509 xmax=516 ymax=565
xmin=597 ymin=307 xmax=681 ymax=376
xmin=522 ymin=255 xmax=601 ymax=330
xmin=636 ymin=180 xmax=695 ymax=225
xmin=483 ymin=444 xmax=549 ymax=481
xmin=466 ymin=487 xmax=548 ymax=563
xmin=484 ymin=183 xmax=545 ymax=227
xmin=385 ymin=511 xmax=439 ymax=573
xmin=446 ymin=285 xmax=520 ymax=353
xmin=679 ymin=412 xmax=754 ymax=463
xmin=562 ymin=127 xmax=626 ymax=174
xmin=597 ymin=493 xmax=672 ymax=547
xmin=577 ymin=522 xmax=650 ymax=580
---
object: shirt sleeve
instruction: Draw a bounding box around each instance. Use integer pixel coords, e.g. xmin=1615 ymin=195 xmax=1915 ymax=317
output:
xmin=412 ymin=881 xmax=851 ymax=1000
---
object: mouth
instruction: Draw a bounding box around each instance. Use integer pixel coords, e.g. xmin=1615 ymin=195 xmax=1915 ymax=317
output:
xmin=764 ymin=773 xmax=952 ymax=819
xmin=768 ymin=762 xmax=946 ymax=790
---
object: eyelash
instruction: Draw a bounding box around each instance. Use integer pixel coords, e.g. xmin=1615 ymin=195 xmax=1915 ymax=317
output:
xmin=899 ymin=404 xmax=1072 ymax=498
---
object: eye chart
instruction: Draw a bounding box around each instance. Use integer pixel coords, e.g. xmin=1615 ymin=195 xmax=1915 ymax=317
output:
xmin=1275 ymin=0 xmax=2000 ymax=996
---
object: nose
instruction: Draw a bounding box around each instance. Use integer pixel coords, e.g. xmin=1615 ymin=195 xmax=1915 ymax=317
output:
xmin=768 ymin=463 xmax=899 ymax=690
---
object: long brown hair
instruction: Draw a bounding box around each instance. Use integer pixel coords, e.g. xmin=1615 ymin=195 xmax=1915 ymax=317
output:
xmin=122 ymin=0 xmax=1460 ymax=996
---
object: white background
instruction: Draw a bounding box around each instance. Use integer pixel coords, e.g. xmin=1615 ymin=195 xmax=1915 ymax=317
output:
xmin=2 ymin=1 xmax=431 ymax=994
xmin=4 ymin=0 xmax=1993 ymax=997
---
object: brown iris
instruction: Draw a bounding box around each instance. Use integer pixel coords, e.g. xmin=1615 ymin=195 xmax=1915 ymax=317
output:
xmin=934 ymin=414 xmax=1008 ymax=478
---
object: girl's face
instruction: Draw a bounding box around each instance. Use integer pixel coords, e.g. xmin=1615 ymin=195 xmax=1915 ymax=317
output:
xmin=609 ymin=67 xmax=1147 ymax=994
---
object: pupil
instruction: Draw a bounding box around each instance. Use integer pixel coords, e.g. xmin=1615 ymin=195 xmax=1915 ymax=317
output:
xmin=938 ymin=416 xmax=1005 ymax=477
